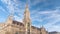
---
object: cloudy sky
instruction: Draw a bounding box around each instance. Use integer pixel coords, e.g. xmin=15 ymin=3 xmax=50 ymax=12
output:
xmin=0 ymin=0 xmax=60 ymax=32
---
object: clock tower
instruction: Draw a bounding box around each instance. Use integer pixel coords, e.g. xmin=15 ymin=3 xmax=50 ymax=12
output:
xmin=23 ymin=3 xmax=31 ymax=34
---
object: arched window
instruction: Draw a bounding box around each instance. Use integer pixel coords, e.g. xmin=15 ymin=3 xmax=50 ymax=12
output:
xmin=27 ymin=23 xmax=30 ymax=29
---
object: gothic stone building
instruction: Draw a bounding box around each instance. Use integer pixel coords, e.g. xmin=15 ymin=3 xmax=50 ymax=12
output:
xmin=0 ymin=4 xmax=48 ymax=34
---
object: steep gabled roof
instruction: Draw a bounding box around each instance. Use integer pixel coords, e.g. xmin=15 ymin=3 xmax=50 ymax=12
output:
xmin=13 ymin=20 xmax=24 ymax=26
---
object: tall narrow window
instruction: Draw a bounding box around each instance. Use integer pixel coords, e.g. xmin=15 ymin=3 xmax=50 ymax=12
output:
xmin=15 ymin=32 xmax=19 ymax=34
xmin=27 ymin=23 xmax=30 ymax=34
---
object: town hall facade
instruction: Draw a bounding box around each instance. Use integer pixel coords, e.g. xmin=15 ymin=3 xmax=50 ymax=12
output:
xmin=0 ymin=3 xmax=48 ymax=34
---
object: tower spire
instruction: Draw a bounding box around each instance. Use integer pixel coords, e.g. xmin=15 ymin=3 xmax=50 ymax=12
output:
xmin=23 ymin=0 xmax=31 ymax=34
xmin=23 ymin=1 xmax=30 ymax=22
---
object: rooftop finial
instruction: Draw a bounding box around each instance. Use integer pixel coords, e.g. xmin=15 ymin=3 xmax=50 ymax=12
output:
xmin=26 ymin=0 xmax=29 ymax=9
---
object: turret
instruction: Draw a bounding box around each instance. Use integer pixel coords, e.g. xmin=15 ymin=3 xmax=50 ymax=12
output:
xmin=6 ymin=11 xmax=14 ymax=24
xmin=40 ymin=26 xmax=47 ymax=34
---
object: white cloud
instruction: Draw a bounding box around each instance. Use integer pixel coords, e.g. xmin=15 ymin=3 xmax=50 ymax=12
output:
xmin=46 ymin=25 xmax=60 ymax=32
xmin=0 ymin=16 xmax=6 ymax=22
xmin=14 ymin=15 xmax=23 ymax=22
xmin=0 ymin=6 xmax=8 ymax=15
xmin=1 ymin=0 xmax=25 ymax=22
xmin=0 ymin=0 xmax=60 ymax=32
xmin=30 ymin=0 xmax=46 ymax=5
xmin=30 ymin=7 xmax=60 ymax=32
xmin=42 ymin=9 xmax=60 ymax=32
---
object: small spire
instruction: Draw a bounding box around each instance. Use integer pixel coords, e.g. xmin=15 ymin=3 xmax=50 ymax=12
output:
xmin=24 ymin=0 xmax=30 ymax=14
xmin=23 ymin=0 xmax=30 ymax=23
xmin=25 ymin=0 xmax=29 ymax=9
xmin=9 ymin=11 xmax=14 ymax=20
xmin=41 ymin=26 xmax=44 ymax=28
xmin=6 ymin=11 xmax=14 ymax=24
xmin=26 ymin=3 xmax=28 ymax=9
xmin=40 ymin=25 xmax=44 ymax=29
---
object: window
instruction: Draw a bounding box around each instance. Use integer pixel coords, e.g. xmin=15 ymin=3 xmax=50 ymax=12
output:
xmin=15 ymin=32 xmax=19 ymax=34
xmin=27 ymin=23 xmax=30 ymax=28
xmin=27 ymin=23 xmax=30 ymax=30
xmin=13 ymin=22 xmax=15 ymax=24
xmin=17 ymin=23 xmax=19 ymax=25
xmin=40 ymin=32 xmax=42 ymax=34
xmin=27 ymin=23 xmax=30 ymax=34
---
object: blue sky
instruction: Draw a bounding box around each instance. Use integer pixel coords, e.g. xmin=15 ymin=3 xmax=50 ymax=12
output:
xmin=0 ymin=0 xmax=60 ymax=32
